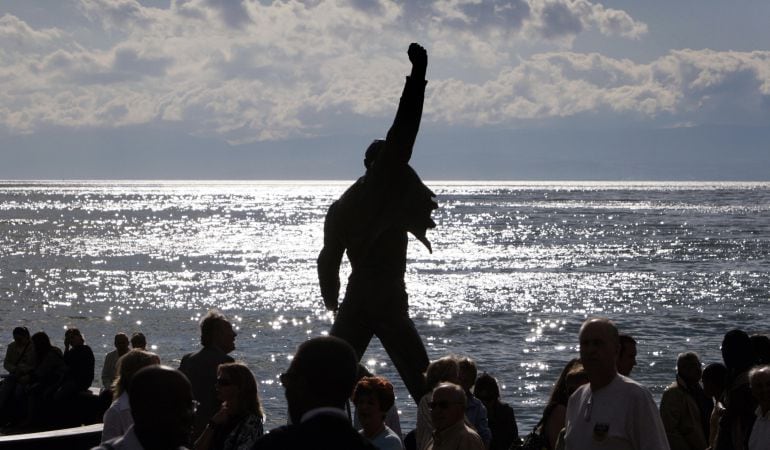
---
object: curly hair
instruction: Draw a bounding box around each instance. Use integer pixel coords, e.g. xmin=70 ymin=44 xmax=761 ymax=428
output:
xmin=352 ymin=376 xmax=396 ymax=413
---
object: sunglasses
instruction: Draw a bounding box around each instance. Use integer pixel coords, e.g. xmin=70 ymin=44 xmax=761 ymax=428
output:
xmin=428 ymin=400 xmax=463 ymax=410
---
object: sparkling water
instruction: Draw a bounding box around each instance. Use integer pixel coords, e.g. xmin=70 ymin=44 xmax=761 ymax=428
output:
xmin=1 ymin=180 xmax=769 ymax=432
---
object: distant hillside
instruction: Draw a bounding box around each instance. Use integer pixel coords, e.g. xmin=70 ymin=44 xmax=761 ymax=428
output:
xmin=1 ymin=125 xmax=768 ymax=180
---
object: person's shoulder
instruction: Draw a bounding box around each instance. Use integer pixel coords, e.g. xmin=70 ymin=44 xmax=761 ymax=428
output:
xmin=252 ymin=424 xmax=296 ymax=448
xmin=615 ymin=375 xmax=657 ymax=402
xmin=461 ymin=423 xmax=486 ymax=447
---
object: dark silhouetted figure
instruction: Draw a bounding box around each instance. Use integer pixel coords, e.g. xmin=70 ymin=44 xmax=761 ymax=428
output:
xmin=703 ymin=362 xmax=729 ymax=448
xmin=93 ymin=365 xmax=195 ymax=450
xmin=179 ymin=310 xmax=236 ymax=441
xmin=130 ymin=332 xmax=147 ymax=350
xmin=102 ymin=333 xmax=130 ymax=391
xmin=55 ymin=328 xmax=95 ymax=402
xmin=618 ymin=333 xmax=637 ymax=377
xmin=23 ymin=332 xmax=65 ymax=427
xmin=317 ymin=42 xmax=436 ymax=404
xmin=253 ymin=336 xmax=376 ymax=450
xmin=0 ymin=327 xmax=35 ymax=422
xmin=716 ymin=329 xmax=757 ymax=450
xmin=474 ymin=373 xmax=521 ymax=450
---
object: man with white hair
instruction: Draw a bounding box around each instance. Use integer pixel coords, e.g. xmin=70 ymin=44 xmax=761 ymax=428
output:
xmin=564 ymin=318 xmax=670 ymax=449
xmin=425 ymin=382 xmax=485 ymax=450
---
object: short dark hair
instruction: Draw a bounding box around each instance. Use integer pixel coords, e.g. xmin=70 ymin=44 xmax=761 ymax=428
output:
xmin=353 ymin=376 xmax=396 ymax=413
xmin=702 ymin=362 xmax=728 ymax=388
xmin=474 ymin=372 xmax=500 ymax=401
xmin=12 ymin=327 xmax=30 ymax=338
xmin=200 ymin=310 xmax=229 ymax=347
xmin=131 ymin=332 xmax=147 ymax=348
xmin=619 ymin=334 xmax=636 ymax=355
xmin=290 ymin=336 xmax=358 ymax=405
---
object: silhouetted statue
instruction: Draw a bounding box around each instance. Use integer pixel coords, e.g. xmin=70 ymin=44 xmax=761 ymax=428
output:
xmin=317 ymin=42 xmax=437 ymax=403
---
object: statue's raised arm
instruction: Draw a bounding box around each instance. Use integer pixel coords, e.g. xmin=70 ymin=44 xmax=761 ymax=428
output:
xmin=366 ymin=43 xmax=427 ymax=173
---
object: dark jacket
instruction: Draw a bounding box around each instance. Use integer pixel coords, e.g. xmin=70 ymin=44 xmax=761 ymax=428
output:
xmin=252 ymin=412 xmax=376 ymax=450
xmin=179 ymin=346 xmax=235 ymax=440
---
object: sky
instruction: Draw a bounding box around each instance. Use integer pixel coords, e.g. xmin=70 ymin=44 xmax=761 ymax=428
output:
xmin=1 ymin=0 xmax=769 ymax=180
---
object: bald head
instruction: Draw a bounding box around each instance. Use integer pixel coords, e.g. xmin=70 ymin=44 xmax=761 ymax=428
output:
xmin=579 ymin=318 xmax=620 ymax=389
xmin=430 ymin=382 xmax=467 ymax=431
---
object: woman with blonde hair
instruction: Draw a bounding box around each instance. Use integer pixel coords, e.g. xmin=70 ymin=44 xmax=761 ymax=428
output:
xmin=101 ymin=349 xmax=161 ymax=443
xmin=195 ymin=362 xmax=264 ymax=450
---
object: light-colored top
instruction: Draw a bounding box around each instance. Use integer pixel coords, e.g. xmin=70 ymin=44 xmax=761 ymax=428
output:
xmin=101 ymin=392 xmax=133 ymax=443
xmin=749 ymin=407 xmax=770 ymax=450
xmin=424 ymin=419 xmax=485 ymax=450
xmin=354 ymin=404 xmax=403 ymax=440
xmin=101 ymin=349 xmax=121 ymax=389
xmin=360 ymin=425 xmax=403 ymax=450
xmin=465 ymin=394 xmax=492 ymax=447
xmin=659 ymin=379 xmax=708 ymax=450
xmin=93 ymin=425 xmax=148 ymax=450
xmin=415 ymin=395 xmax=433 ymax=450
xmin=564 ymin=374 xmax=670 ymax=450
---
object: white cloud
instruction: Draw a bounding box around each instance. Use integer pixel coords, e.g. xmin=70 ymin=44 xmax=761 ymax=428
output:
xmin=1 ymin=1 xmax=767 ymax=143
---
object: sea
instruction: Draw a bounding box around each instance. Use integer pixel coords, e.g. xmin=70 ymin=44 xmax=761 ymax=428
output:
xmin=1 ymin=180 xmax=769 ymax=432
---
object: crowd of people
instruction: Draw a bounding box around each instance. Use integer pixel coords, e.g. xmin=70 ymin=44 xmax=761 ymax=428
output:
xmin=2 ymin=312 xmax=769 ymax=450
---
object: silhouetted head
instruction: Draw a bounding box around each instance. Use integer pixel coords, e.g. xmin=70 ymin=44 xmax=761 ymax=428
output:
xmin=114 ymin=333 xmax=130 ymax=353
xmin=65 ymin=328 xmax=85 ymax=347
xmin=280 ymin=336 xmax=358 ymax=424
xmin=12 ymin=327 xmax=30 ymax=345
xmin=702 ymin=362 xmax=728 ymax=399
xmin=579 ymin=318 xmax=620 ymax=388
xmin=751 ymin=334 xmax=770 ymax=365
xmin=429 ymin=382 xmax=467 ymax=432
xmin=364 ymin=140 xmax=385 ymax=170
xmin=722 ymin=329 xmax=753 ymax=373
xmin=425 ymin=356 xmax=460 ymax=391
xmin=457 ymin=357 xmax=478 ymax=393
xmin=474 ymin=373 xmax=501 ymax=410
xmin=200 ymin=310 xmax=236 ymax=354
xmin=113 ymin=349 xmax=160 ymax=399
xmin=130 ymin=365 xmax=194 ymax=449
xmin=31 ymin=331 xmax=53 ymax=360
xmin=677 ymin=352 xmax=702 ymax=386
xmin=617 ymin=334 xmax=637 ymax=376
xmin=130 ymin=332 xmax=146 ymax=349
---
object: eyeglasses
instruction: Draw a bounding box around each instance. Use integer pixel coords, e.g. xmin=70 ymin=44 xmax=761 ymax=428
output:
xmin=192 ymin=400 xmax=200 ymax=414
xmin=428 ymin=400 xmax=463 ymax=410
xmin=216 ymin=377 xmax=233 ymax=387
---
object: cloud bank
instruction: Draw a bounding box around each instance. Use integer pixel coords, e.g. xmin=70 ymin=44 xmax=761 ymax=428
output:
xmin=1 ymin=0 xmax=768 ymax=144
